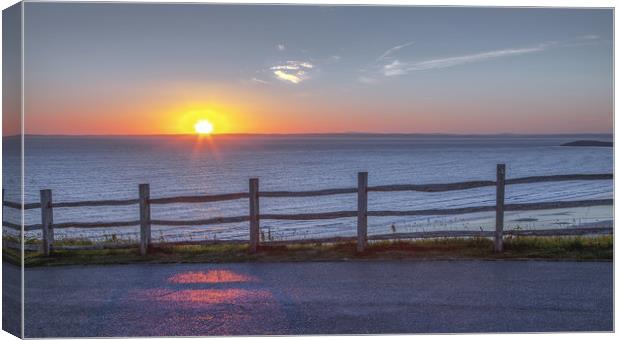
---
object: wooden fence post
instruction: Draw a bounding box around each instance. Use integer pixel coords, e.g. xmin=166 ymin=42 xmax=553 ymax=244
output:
xmin=495 ymin=164 xmax=506 ymax=252
xmin=40 ymin=189 xmax=53 ymax=256
xmin=249 ymin=178 xmax=260 ymax=253
xmin=139 ymin=184 xmax=151 ymax=256
xmin=357 ymin=172 xmax=368 ymax=253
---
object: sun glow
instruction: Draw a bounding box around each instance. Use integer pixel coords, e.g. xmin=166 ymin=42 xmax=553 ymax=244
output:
xmin=194 ymin=119 xmax=214 ymax=135
xmin=175 ymin=104 xmax=247 ymax=135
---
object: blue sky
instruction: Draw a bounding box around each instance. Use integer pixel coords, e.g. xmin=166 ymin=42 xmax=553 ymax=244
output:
xmin=20 ymin=4 xmax=613 ymax=134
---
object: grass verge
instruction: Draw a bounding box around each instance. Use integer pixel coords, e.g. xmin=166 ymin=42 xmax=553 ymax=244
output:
xmin=2 ymin=234 xmax=612 ymax=267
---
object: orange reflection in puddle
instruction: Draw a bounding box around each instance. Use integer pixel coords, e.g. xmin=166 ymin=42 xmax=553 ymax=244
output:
xmin=124 ymin=286 xmax=289 ymax=335
xmin=133 ymin=288 xmax=272 ymax=305
xmin=168 ymin=270 xmax=256 ymax=284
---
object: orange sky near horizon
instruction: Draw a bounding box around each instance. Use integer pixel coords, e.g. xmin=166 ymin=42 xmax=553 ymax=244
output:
xmin=6 ymin=4 xmax=611 ymax=137
xmin=13 ymin=78 xmax=613 ymax=136
xmin=15 ymin=106 xmax=612 ymax=136
xmin=16 ymin=88 xmax=612 ymax=136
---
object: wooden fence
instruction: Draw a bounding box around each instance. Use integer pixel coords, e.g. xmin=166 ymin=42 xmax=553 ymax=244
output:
xmin=1 ymin=164 xmax=613 ymax=256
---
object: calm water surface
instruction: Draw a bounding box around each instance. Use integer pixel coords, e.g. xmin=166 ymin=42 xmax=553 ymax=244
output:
xmin=2 ymin=135 xmax=613 ymax=242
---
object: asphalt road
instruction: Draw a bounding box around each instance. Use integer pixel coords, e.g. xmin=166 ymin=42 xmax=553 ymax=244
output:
xmin=7 ymin=260 xmax=613 ymax=337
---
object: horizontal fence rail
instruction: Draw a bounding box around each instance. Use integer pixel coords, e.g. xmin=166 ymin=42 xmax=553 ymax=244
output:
xmin=53 ymin=199 xmax=140 ymax=208
xmin=2 ymin=201 xmax=41 ymax=210
xmin=261 ymin=211 xmax=358 ymax=220
xmin=504 ymin=199 xmax=614 ymax=211
xmin=6 ymin=199 xmax=613 ymax=231
xmin=368 ymin=206 xmax=496 ymax=217
xmin=149 ymin=192 xmax=249 ymax=205
xmin=150 ymin=216 xmax=250 ymax=226
xmin=1 ymin=166 xmax=613 ymax=255
xmin=2 ymin=173 xmax=612 ymax=209
xmin=52 ymin=220 xmax=142 ymax=229
xmin=504 ymin=173 xmax=613 ymax=185
xmin=368 ymin=180 xmax=496 ymax=192
xmin=260 ymin=187 xmax=358 ymax=197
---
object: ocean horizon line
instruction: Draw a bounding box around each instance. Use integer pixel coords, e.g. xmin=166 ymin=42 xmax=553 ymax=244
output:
xmin=5 ymin=132 xmax=614 ymax=139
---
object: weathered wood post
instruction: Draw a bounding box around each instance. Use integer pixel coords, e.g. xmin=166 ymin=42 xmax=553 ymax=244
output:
xmin=249 ymin=178 xmax=260 ymax=253
xmin=40 ymin=189 xmax=53 ymax=256
xmin=357 ymin=172 xmax=368 ymax=253
xmin=495 ymin=164 xmax=506 ymax=252
xmin=139 ymin=184 xmax=151 ymax=256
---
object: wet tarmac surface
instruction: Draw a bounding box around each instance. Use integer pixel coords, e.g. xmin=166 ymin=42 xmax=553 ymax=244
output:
xmin=9 ymin=260 xmax=613 ymax=337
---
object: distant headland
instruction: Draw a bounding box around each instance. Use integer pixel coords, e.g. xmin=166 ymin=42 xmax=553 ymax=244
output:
xmin=561 ymin=140 xmax=613 ymax=147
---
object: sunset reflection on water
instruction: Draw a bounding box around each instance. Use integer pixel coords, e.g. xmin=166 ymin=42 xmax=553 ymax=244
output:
xmin=168 ymin=270 xmax=256 ymax=284
xmin=129 ymin=269 xmax=267 ymax=306
xmin=124 ymin=269 xmax=288 ymax=334
xmin=123 ymin=269 xmax=288 ymax=336
xmin=135 ymin=288 xmax=272 ymax=304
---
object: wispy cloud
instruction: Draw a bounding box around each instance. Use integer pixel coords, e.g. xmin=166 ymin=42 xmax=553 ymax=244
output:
xmin=357 ymin=40 xmax=568 ymax=82
xmin=251 ymin=77 xmax=270 ymax=84
xmin=252 ymin=48 xmax=340 ymax=85
xmin=577 ymin=34 xmax=599 ymax=40
xmin=382 ymin=43 xmax=553 ymax=76
xmin=375 ymin=41 xmax=415 ymax=62
xmin=270 ymin=60 xmax=314 ymax=84
xmin=361 ymin=35 xmax=604 ymax=81
xmin=564 ymin=34 xmax=603 ymax=47
xmin=273 ymin=70 xmax=303 ymax=84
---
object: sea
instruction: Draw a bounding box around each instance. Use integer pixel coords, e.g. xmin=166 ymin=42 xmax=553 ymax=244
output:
xmin=2 ymin=134 xmax=614 ymax=243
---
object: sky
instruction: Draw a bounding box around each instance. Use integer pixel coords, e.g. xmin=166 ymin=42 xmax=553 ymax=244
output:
xmin=10 ymin=4 xmax=614 ymax=135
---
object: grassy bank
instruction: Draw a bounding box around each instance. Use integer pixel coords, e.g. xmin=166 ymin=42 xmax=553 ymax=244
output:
xmin=3 ymin=235 xmax=613 ymax=267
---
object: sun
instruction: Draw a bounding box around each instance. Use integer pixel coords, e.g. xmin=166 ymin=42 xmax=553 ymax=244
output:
xmin=194 ymin=119 xmax=214 ymax=135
